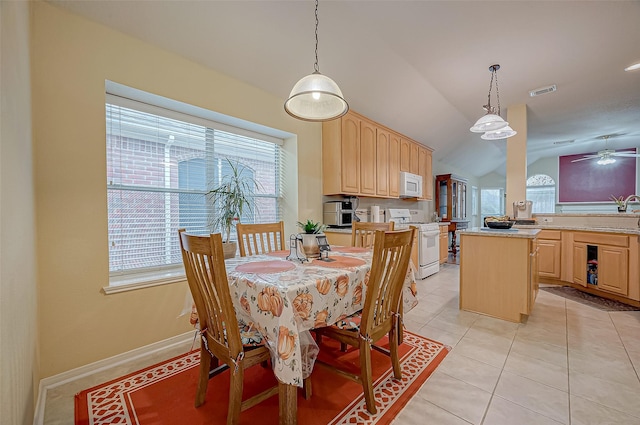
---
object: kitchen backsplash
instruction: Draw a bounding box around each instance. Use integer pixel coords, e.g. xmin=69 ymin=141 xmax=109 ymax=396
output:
xmin=323 ymin=195 xmax=434 ymax=223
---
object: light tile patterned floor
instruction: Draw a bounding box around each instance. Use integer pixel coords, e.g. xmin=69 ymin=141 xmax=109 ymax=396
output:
xmin=395 ymin=263 xmax=640 ymax=425
xmin=43 ymin=263 xmax=640 ymax=424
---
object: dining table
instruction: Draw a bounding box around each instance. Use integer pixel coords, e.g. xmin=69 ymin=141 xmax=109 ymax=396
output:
xmin=190 ymin=245 xmax=418 ymax=425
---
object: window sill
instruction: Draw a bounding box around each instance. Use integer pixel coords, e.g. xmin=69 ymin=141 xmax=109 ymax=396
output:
xmin=104 ymin=268 xmax=187 ymax=294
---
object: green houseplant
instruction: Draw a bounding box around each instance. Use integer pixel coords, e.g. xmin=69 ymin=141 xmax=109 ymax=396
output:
xmin=297 ymin=219 xmax=326 ymax=258
xmin=207 ymin=159 xmax=262 ymax=258
xmin=610 ymin=195 xmax=626 ymax=212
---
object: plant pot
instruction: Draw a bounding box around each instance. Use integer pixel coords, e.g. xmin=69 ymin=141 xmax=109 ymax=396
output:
xmin=222 ymin=241 xmax=237 ymax=259
xmin=618 ymin=207 xmax=627 ymax=213
xmin=300 ymin=233 xmax=321 ymax=258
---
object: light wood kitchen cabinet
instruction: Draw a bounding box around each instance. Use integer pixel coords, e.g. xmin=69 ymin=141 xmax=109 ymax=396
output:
xmin=323 ymin=109 xmax=432 ymax=200
xmin=399 ymin=138 xmax=411 ymax=172
xmin=572 ymin=232 xmax=630 ymax=296
xmin=439 ymin=224 xmax=448 ymax=264
xmin=538 ymin=230 xmax=562 ymax=279
xmin=418 ymin=146 xmax=433 ymax=200
xmin=323 ymin=112 xmax=360 ymax=195
xmin=375 ymin=129 xmax=389 ymax=197
xmin=324 ymin=231 xmax=352 ymax=247
xmin=360 ymin=120 xmax=377 ymax=196
xmin=409 ymin=142 xmax=419 ymax=175
xmin=388 ymin=133 xmax=400 ymax=198
xmin=460 ymin=230 xmax=539 ymax=323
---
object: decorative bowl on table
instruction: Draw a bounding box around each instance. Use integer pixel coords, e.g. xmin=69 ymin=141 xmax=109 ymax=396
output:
xmin=486 ymin=220 xmax=515 ymax=229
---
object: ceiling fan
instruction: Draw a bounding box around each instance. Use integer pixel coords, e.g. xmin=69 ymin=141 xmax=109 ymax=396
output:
xmin=571 ymin=136 xmax=640 ymax=165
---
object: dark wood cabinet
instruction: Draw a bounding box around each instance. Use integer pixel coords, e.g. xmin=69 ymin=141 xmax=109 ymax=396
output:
xmin=435 ymin=174 xmax=469 ymax=256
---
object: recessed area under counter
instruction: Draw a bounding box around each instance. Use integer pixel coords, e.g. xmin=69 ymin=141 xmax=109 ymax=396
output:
xmin=458 ymin=228 xmax=540 ymax=323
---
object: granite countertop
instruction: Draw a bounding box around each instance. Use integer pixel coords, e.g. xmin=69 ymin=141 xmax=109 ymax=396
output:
xmin=459 ymin=227 xmax=540 ymax=239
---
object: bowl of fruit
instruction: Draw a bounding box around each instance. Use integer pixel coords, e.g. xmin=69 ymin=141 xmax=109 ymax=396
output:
xmin=484 ymin=216 xmax=515 ymax=229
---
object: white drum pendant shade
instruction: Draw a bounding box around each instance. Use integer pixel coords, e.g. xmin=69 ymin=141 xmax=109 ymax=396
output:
xmin=285 ymin=72 xmax=349 ymax=121
xmin=481 ymin=125 xmax=517 ymax=140
xmin=470 ymin=113 xmax=508 ymax=133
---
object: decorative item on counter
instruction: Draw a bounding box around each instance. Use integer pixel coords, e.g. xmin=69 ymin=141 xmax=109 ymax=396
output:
xmin=484 ymin=216 xmax=515 ymax=229
xmin=286 ymin=234 xmax=308 ymax=263
xmin=370 ymin=205 xmax=380 ymax=223
xmin=316 ymin=234 xmax=334 ymax=262
xmin=610 ymin=195 xmax=626 ymax=212
xmin=297 ymin=219 xmax=327 ymax=258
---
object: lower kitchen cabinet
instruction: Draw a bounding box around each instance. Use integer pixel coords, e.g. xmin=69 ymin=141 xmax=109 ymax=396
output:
xmin=459 ymin=230 xmax=539 ymax=323
xmin=572 ymin=232 xmax=630 ymax=296
xmin=538 ymin=228 xmax=639 ymax=305
xmin=439 ymin=224 xmax=448 ymax=264
xmin=538 ymin=230 xmax=562 ymax=279
xmin=324 ymin=230 xmax=351 ymax=247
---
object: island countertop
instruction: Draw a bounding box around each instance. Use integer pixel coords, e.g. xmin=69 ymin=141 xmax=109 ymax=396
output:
xmin=458 ymin=227 xmax=540 ymax=239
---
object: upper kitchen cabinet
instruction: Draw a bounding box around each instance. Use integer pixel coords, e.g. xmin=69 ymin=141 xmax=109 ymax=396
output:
xmin=323 ymin=111 xmax=361 ymax=195
xmin=360 ymin=119 xmax=377 ymax=196
xmin=322 ymin=110 xmax=432 ymax=199
xmin=418 ymin=146 xmax=433 ymax=201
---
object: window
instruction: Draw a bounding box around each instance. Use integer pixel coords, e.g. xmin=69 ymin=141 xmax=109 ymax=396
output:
xmin=106 ymin=95 xmax=282 ymax=289
xmin=480 ymin=187 xmax=504 ymax=226
xmin=526 ymin=174 xmax=556 ymax=213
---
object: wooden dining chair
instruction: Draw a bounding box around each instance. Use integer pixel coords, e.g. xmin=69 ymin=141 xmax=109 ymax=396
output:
xmin=178 ymin=229 xmax=278 ymax=424
xmin=351 ymin=221 xmax=395 ymax=248
xmin=236 ymin=221 xmax=285 ymax=257
xmin=315 ymin=228 xmax=415 ymax=415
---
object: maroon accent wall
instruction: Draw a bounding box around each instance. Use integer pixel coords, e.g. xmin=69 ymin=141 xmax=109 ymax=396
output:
xmin=558 ymin=148 xmax=637 ymax=203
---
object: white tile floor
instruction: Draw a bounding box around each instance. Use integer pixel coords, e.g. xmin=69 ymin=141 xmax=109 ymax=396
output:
xmin=396 ymin=263 xmax=640 ymax=425
xmin=43 ymin=263 xmax=640 ymax=424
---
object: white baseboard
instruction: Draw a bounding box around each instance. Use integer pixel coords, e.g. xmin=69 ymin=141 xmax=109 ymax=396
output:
xmin=33 ymin=331 xmax=195 ymax=425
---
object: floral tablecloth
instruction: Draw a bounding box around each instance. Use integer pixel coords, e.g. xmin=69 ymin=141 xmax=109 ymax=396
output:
xmin=191 ymin=248 xmax=418 ymax=387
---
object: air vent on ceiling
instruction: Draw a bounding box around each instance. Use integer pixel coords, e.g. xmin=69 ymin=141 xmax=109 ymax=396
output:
xmin=553 ymin=139 xmax=574 ymax=145
xmin=529 ymin=84 xmax=557 ymax=97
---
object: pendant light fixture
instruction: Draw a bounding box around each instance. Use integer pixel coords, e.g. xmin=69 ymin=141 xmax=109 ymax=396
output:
xmin=470 ymin=64 xmax=516 ymax=139
xmin=284 ymin=0 xmax=348 ymax=121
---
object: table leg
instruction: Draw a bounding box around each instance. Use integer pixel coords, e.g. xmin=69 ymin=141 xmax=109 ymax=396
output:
xmin=278 ymin=380 xmax=297 ymax=425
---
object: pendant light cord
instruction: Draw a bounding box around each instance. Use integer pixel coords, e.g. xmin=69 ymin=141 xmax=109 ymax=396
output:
xmin=314 ymin=0 xmax=320 ymax=73
xmin=485 ymin=65 xmax=501 ymax=116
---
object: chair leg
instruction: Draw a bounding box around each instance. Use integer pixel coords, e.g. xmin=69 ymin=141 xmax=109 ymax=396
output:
xmin=227 ymin=366 xmax=244 ymax=425
xmin=303 ymin=376 xmax=313 ymax=400
xmin=195 ymin=346 xmax=211 ymax=407
xmin=359 ymin=342 xmax=376 ymax=414
xmin=340 ymin=342 xmax=348 ymax=352
xmin=389 ymin=328 xmax=402 ymax=380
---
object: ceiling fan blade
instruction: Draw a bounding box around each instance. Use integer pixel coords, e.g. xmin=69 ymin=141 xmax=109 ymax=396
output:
xmin=611 ymin=153 xmax=640 ymax=158
xmin=571 ymin=156 xmax=597 ymax=163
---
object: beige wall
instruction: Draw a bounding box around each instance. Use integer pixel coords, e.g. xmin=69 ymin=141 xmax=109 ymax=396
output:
xmin=31 ymin=2 xmax=322 ymax=378
xmin=1 ymin=1 xmax=39 ymax=423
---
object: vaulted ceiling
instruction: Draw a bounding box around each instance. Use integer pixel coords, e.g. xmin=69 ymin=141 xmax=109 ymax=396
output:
xmin=49 ymin=0 xmax=640 ymax=177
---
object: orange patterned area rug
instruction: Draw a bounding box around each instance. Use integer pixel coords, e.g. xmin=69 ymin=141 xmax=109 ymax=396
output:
xmin=75 ymin=331 xmax=449 ymax=425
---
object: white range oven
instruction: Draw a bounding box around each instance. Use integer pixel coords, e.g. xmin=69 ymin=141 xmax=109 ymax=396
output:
xmin=387 ymin=209 xmax=440 ymax=279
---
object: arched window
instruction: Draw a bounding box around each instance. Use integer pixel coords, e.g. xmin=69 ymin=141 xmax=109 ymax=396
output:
xmin=526 ymin=174 xmax=556 ymax=213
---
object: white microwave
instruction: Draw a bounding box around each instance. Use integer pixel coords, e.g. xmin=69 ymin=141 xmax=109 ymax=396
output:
xmin=399 ymin=172 xmax=423 ymax=198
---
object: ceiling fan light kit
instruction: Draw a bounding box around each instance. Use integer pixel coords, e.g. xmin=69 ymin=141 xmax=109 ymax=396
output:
xmin=470 ymin=64 xmax=517 ymax=139
xmin=284 ymin=0 xmax=348 ymax=122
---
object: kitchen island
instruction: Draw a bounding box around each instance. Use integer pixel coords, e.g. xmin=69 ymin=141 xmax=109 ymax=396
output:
xmin=459 ymin=227 xmax=540 ymax=323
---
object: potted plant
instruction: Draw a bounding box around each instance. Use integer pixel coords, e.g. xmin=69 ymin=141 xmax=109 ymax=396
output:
xmin=610 ymin=195 xmax=626 ymax=213
xmin=297 ymin=219 xmax=327 ymax=258
xmin=207 ymin=158 xmax=261 ymax=258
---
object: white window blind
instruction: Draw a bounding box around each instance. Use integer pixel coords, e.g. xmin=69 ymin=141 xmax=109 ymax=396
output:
xmin=106 ymin=96 xmax=282 ymax=284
